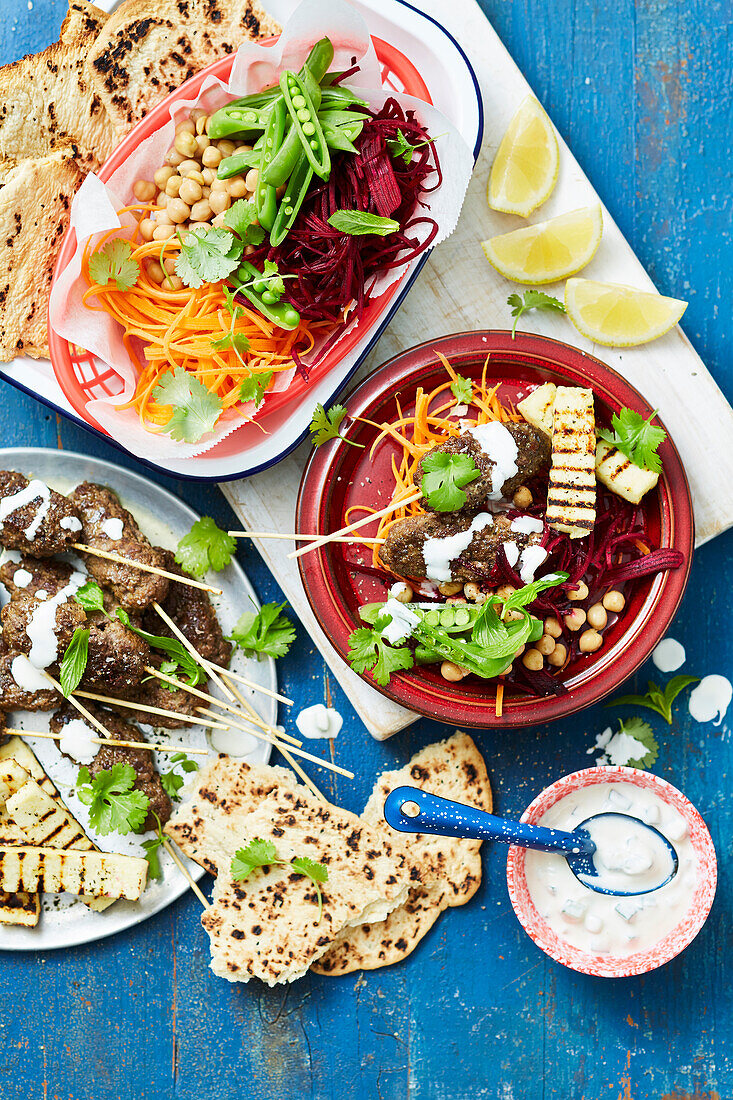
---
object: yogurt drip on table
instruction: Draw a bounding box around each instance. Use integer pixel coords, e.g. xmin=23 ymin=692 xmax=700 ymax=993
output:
xmin=101 ymin=517 xmax=124 ymax=541
xmin=296 ymin=704 xmax=343 ymax=740
xmin=652 ymin=638 xmax=686 ymax=673
xmin=57 ymin=717 xmax=97 ymax=765
xmin=688 ymin=675 xmax=732 ymax=726
xmin=23 ymin=570 xmax=86 ymax=670
xmin=524 ymin=782 xmax=698 ymax=956
xmin=0 ymin=479 xmax=51 ymax=540
xmin=422 ymin=513 xmax=494 ymax=582
xmin=467 ymin=423 xmax=518 ymax=499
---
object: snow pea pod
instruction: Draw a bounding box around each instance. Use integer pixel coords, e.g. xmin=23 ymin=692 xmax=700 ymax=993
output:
xmin=231 ymin=262 xmax=301 ymax=331
xmin=207 ymin=103 xmax=273 ymax=141
xmin=216 ymin=147 xmax=262 ymax=178
xmin=278 ymin=69 xmax=331 ymax=180
xmin=269 ymin=149 xmax=314 ymax=247
xmin=322 ymin=121 xmax=364 ymax=154
xmin=255 ymin=97 xmax=286 ymax=232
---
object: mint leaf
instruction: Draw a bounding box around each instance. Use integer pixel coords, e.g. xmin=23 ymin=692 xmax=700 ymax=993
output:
xmin=59 ymin=627 xmax=89 ymax=696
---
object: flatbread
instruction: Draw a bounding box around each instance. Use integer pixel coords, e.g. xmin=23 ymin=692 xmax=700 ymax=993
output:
xmin=0 ymin=1 xmax=118 ymax=171
xmin=164 ymin=754 xmax=299 ymax=874
xmin=201 ymin=786 xmax=409 ymax=985
xmin=85 ymin=0 xmax=281 ymax=133
xmin=0 ymin=151 xmax=83 ymax=360
xmin=313 ymin=732 xmax=492 ymax=976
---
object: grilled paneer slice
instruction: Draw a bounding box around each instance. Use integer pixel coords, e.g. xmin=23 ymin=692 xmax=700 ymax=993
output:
xmin=142 ymin=550 xmax=232 ymax=669
xmin=517 ymin=382 xmax=557 ymax=437
xmin=416 ymin=424 xmax=549 ymax=510
xmin=381 ymin=511 xmax=545 ymax=583
xmin=595 ymin=440 xmax=660 ymax=504
xmin=50 ymin=702 xmax=171 ymax=830
xmin=546 ymin=387 xmax=597 ymax=538
xmin=0 ymin=471 xmax=81 ymax=556
xmin=69 ymin=482 xmax=170 ymax=611
xmin=0 ymin=846 xmax=147 ymax=900
xmin=0 ymin=638 xmax=60 ymax=711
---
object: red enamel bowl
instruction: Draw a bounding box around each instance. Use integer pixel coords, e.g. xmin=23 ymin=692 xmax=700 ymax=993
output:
xmin=295 ymin=331 xmax=694 ymax=728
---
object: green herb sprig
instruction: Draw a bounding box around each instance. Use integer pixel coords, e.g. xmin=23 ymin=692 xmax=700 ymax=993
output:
xmin=175 ymin=516 xmax=236 ymax=578
xmin=309 ymin=402 xmax=364 ymax=449
xmin=597 ymin=408 xmax=667 ymax=473
xmin=230 ymin=602 xmax=296 ymax=661
xmin=76 ymin=764 xmax=149 ymax=836
xmin=419 ymin=450 xmax=481 ymax=512
xmin=231 ymin=838 xmax=328 ymax=922
xmin=507 ymin=291 xmax=566 ymax=339
xmin=606 ymin=675 xmax=699 ymax=725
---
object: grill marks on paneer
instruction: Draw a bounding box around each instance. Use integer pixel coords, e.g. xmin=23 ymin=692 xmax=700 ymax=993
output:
xmin=545 ymin=386 xmax=597 ymax=538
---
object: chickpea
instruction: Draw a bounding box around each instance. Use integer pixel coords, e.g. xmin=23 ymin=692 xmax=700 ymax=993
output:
xmin=179 ymin=178 xmax=203 ymax=205
xmin=512 ymin=485 xmax=533 ymax=509
xmin=202 ymin=146 xmax=222 ymax=168
xmin=174 ymin=130 xmax=198 ymax=158
xmin=446 ymin=595 xmax=467 ymax=606
xmin=202 ymin=186 xmax=211 ymax=198
xmin=547 ymin=643 xmax=567 ymax=667
xmin=463 ymin=582 xmax=482 ymax=602
xmin=188 ymin=221 xmax=213 ymax=232
xmin=496 ymin=584 xmax=516 ymax=601
xmin=166 ymin=147 xmax=185 ymax=167
xmin=189 ymin=199 xmax=213 ymax=223
xmin=165 ymin=174 xmax=183 ymax=197
xmin=564 ymin=608 xmax=587 ymax=631
xmin=202 ymin=167 xmax=216 ymax=184
xmin=154 ymin=165 xmax=175 ymax=189
xmin=228 ymin=177 xmax=248 ymax=198
xmin=504 ymin=609 xmax=524 ymax=622
xmin=441 ymin=661 xmax=468 ymax=682
xmin=152 ymin=223 xmax=176 ymax=241
xmin=603 ymin=589 xmax=625 ymax=613
xmin=195 ymin=115 xmax=209 ymax=136
xmin=217 ymin=139 xmax=236 ymax=157
xmin=178 ymin=159 xmax=202 ymax=176
xmin=154 ymin=209 xmax=172 ymax=226
xmin=536 ymin=634 xmax=556 ymax=656
xmin=139 ymin=218 xmax=155 ymax=241
xmin=133 ymin=179 xmax=156 ymax=202
xmin=146 ymin=260 xmax=165 ymax=284
xmin=209 ymin=190 xmax=231 ymax=215
xmin=275 ymin=183 xmax=287 ymax=199
xmin=166 ymin=197 xmax=191 ymax=224
xmin=245 ymin=168 xmax=259 ymax=191
xmin=513 ymin=644 xmax=526 ymax=659
xmin=579 ymin=629 xmax=603 ymax=653
xmin=175 ymin=118 xmax=196 ymax=136
xmin=438 ymin=580 xmax=463 ymax=597
xmin=211 ymin=177 xmax=228 ymax=191
xmin=212 ymin=212 xmax=227 ymax=227
xmin=163 ymin=257 xmax=177 ymax=275
xmin=394 ymin=583 xmax=413 ymax=604
xmin=568 ymin=580 xmax=589 ymax=601
xmin=183 ymin=169 xmax=205 ymax=186
xmin=587 ymin=602 xmax=608 ymax=630
xmin=522 ymin=648 xmax=544 ymax=671
xmin=190 ymin=107 xmax=207 ymax=123
xmin=156 ymin=191 xmax=169 ymax=207
xmin=163 ymin=274 xmax=184 ymax=291
xmin=544 ymin=615 xmax=563 ymax=638
xmin=195 ymin=135 xmax=211 ymax=155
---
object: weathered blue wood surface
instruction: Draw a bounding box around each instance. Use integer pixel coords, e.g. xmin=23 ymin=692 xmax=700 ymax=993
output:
xmin=0 ymin=2 xmax=731 ymax=1097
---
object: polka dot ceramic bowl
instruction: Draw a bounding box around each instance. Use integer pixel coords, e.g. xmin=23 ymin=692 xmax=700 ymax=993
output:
xmin=506 ymin=766 xmax=717 ymax=978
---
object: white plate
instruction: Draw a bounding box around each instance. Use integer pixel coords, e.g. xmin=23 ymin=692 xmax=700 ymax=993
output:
xmin=0 ymin=448 xmax=276 ymax=951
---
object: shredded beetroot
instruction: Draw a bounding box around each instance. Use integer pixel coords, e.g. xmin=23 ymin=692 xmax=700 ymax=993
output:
xmin=602 ymin=549 xmax=684 ymax=586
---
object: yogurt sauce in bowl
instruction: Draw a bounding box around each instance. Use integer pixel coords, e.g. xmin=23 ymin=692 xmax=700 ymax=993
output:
xmin=507 ymin=767 xmax=717 ymax=977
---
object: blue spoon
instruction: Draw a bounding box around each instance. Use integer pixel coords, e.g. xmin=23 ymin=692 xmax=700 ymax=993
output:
xmin=383 ymin=787 xmax=679 ymax=897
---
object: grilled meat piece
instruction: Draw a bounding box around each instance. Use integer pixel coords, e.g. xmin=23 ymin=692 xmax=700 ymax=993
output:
xmin=380 ymin=511 xmax=544 ymax=583
xmin=69 ymin=482 xmax=170 ymax=612
xmin=110 ymin=652 xmax=203 ymax=729
xmin=0 ymin=471 xmax=82 ymax=557
xmin=50 ymin=702 xmax=171 ymax=830
xmin=416 ymin=424 xmax=550 ymax=510
xmin=1 ymin=590 xmax=86 ymax=659
xmin=0 ymin=556 xmax=79 ymax=598
xmin=142 ymin=550 xmax=232 ymax=669
xmin=81 ymin=615 xmax=150 ymax=695
xmin=0 ymin=637 xmax=60 ymax=711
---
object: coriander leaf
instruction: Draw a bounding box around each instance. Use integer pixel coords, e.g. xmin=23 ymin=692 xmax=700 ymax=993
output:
xmin=507 ymin=290 xmax=565 ymax=339
xmin=420 ymin=450 xmax=480 ymax=512
xmin=328 ymin=210 xmax=400 ymax=236
xmin=89 ymin=239 xmax=140 ymax=292
xmin=240 ymin=370 xmax=273 ymax=410
xmin=174 ymin=227 xmax=242 ymax=289
xmin=597 ymin=407 xmax=667 ymax=473
xmin=231 ymin=837 xmax=278 ymax=880
xmin=309 ymin=402 xmax=364 ymax=449
xmin=74 ymin=580 xmax=106 ymax=613
xmin=142 ymin=835 xmax=164 ymax=879
xmin=347 ymin=625 xmax=414 ymax=686
xmin=261 ymin=260 xmax=285 ymax=300
xmin=154 ymin=658 xmax=182 ymax=692
xmin=153 ymin=367 xmax=223 ymax=444
xmin=224 ymin=199 xmax=266 ymax=246
xmin=76 ymin=763 xmax=149 ymax=836
xmin=175 ymin=515 xmax=236 ymax=577
xmin=230 ymin=601 xmax=296 ymax=660
xmin=607 ymin=675 xmax=699 ymax=724
xmin=222 ymin=284 xmax=243 ymax=318
xmin=160 ymin=754 xmax=198 ymax=801
xmin=450 ymin=373 xmax=473 ymax=404
xmin=116 ymin=608 xmax=207 ymax=687
xmin=210 ymin=331 xmax=251 ymax=354
xmin=617 ymin=716 xmax=659 ymax=769
xmin=59 ymin=627 xmax=89 ymax=697
xmin=291 ymin=856 xmax=328 ymax=922
xmin=386 ymin=129 xmax=440 ymax=166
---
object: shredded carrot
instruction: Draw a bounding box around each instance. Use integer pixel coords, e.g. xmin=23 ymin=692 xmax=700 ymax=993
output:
xmin=80 ymin=211 xmax=328 ymax=436
xmin=370 ymin=354 xmax=520 ymax=573
xmin=495 ymin=682 xmax=504 ymax=718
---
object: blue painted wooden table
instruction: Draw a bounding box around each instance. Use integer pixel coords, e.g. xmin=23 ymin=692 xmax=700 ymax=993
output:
xmin=1 ymin=2 xmax=731 ymax=1097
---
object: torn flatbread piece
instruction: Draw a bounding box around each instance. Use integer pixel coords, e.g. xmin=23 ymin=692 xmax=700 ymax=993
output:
xmin=0 ymin=151 xmax=83 ymax=360
xmin=86 ymin=0 xmax=281 ymax=133
xmin=201 ymin=787 xmax=409 ymax=985
xmin=314 ymin=732 xmax=492 ymax=976
xmin=164 ymin=755 xmax=299 ymax=875
xmin=0 ymin=0 xmax=118 ymax=171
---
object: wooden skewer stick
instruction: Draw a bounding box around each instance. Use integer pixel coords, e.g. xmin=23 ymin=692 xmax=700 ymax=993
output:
xmin=228 ymin=531 xmax=386 ymax=544
xmin=194 ymin=706 xmax=351 ymax=777
xmin=288 ymin=490 xmax=423 ymax=560
xmin=204 ymin=660 xmax=294 ymax=706
xmin=163 ymin=837 xmax=211 ymax=910
xmin=14 ymin=729 xmax=207 ymax=756
xmin=71 ymin=543 xmax=222 ymax=596
xmin=152 ymin=602 xmax=235 ymax=703
xmin=143 ymin=666 xmax=302 ymax=747
xmin=73 ymin=689 xmax=230 ymax=730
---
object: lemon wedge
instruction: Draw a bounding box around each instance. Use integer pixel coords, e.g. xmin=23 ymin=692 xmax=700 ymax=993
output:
xmin=481 ymin=204 xmax=603 ymax=285
xmin=565 ymin=278 xmax=687 ymax=346
xmin=488 ymin=97 xmax=559 ymax=217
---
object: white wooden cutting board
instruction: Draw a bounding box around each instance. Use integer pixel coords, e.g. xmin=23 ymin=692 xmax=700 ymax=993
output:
xmin=223 ymin=0 xmax=733 ymax=740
